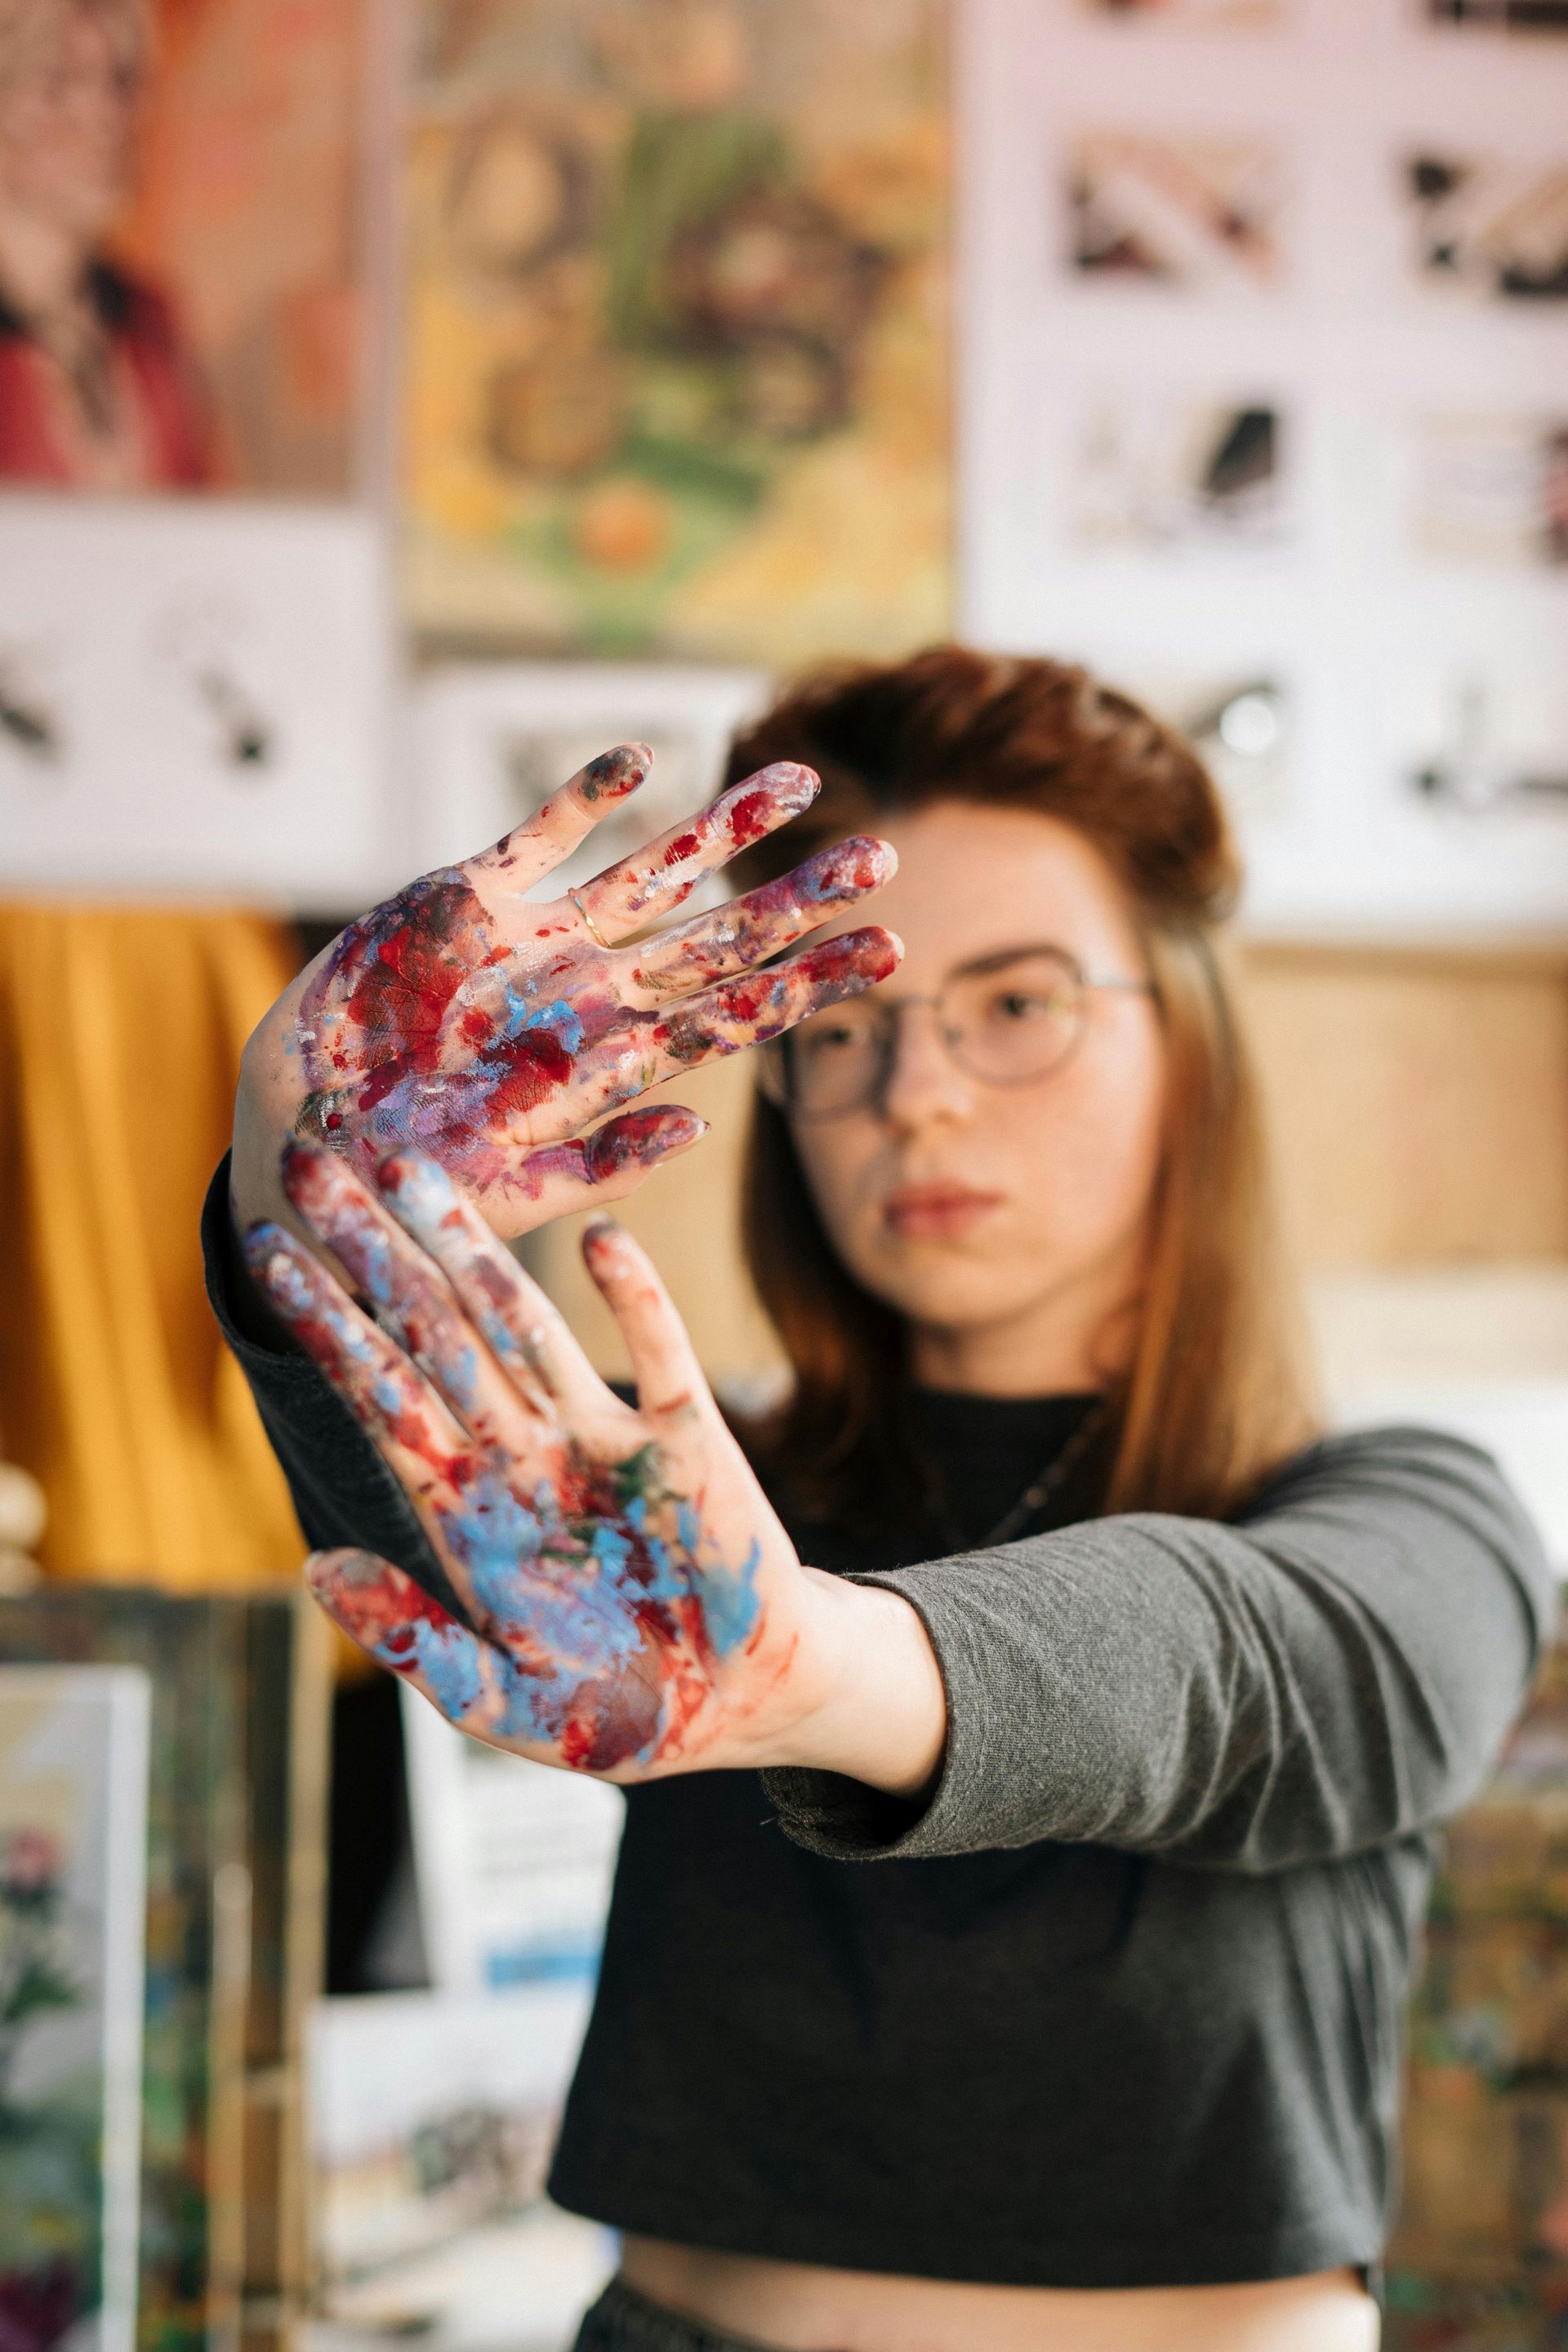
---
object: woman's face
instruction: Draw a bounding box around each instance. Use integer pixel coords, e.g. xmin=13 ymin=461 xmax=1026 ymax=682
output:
xmin=0 ymin=7 xmax=139 ymax=240
xmin=786 ymin=802 xmax=1168 ymax=1391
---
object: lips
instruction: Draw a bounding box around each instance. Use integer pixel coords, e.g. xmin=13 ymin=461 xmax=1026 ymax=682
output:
xmin=883 ymin=1181 xmax=1003 ymax=1240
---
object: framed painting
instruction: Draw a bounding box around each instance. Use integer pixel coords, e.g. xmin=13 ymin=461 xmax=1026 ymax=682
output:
xmin=400 ymin=0 xmax=951 ymax=664
xmin=0 ymin=1665 xmax=150 ymax=2352
xmin=0 ymin=1589 xmax=330 ymax=2352
xmin=0 ymin=0 xmax=370 ymax=495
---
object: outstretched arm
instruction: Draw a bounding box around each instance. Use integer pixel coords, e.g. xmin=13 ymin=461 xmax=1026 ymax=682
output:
xmin=770 ymin=1427 xmax=1556 ymax=1869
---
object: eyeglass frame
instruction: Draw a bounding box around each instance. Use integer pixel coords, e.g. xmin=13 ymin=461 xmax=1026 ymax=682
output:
xmin=757 ymin=940 xmax=1160 ymax=1122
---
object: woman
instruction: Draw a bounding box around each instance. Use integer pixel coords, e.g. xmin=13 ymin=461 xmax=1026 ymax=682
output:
xmin=212 ymin=652 xmax=1552 ymax=2352
xmin=0 ymin=0 xmax=211 ymax=487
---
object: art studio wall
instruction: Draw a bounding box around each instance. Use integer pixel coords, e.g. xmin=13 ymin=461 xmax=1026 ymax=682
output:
xmin=2 ymin=0 xmax=1565 ymax=929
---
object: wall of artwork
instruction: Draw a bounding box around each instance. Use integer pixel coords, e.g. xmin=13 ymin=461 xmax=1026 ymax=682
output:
xmin=4 ymin=0 xmax=1566 ymax=926
xmin=960 ymin=0 xmax=1568 ymax=931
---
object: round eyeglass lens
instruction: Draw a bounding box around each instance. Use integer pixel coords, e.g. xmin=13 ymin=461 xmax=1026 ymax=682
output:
xmin=776 ymin=1000 xmax=885 ymax=1117
xmin=768 ymin=949 xmax=1091 ymax=1117
xmin=942 ymin=950 xmax=1086 ymax=1085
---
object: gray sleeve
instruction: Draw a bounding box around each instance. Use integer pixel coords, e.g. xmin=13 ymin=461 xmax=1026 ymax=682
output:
xmin=764 ymin=1427 xmax=1558 ymax=1872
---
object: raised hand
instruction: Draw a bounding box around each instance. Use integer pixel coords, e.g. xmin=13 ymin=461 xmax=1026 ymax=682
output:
xmin=232 ymin=743 xmax=898 ymax=1241
xmin=244 ymin=1142 xmax=847 ymax=1777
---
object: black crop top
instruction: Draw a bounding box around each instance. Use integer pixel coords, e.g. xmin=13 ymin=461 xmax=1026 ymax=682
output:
xmin=203 ymin=1161 xmax=1554 ymax=2289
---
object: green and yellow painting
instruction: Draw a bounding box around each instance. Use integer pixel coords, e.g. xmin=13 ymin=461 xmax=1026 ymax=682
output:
xmin=403 ymin=0 xmax=951 ymax=662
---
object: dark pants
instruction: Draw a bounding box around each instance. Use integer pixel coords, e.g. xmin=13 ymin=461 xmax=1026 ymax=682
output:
xmin=573 ymin=2277 xmax=791 ymax=2352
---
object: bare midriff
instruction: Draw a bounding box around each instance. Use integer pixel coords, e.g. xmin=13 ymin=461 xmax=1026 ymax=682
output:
xmin=618 ymin=2239 xmax=1381 ymax=2352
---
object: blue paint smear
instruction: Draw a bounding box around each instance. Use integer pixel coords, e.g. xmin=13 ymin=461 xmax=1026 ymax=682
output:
xmin=697 ymin=1539 xmax=763 ymax=1657
xmin=400 ymin=1618 xmax=485 ymax=1720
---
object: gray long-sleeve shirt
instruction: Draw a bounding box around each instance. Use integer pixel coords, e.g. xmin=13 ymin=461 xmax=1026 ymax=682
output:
xmin=203 ymin=1161 xmax=1556 ymax=2288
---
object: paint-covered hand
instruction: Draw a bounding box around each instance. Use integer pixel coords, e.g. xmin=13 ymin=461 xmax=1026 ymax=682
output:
xmin=243 ymin=1143 xmax=844 ymax=1778
xmin=232 ymin=742 xmax=898 ymax=1242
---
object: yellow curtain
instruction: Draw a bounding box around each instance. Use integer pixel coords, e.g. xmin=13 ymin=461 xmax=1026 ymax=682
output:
xmin=0 ymin=902 xmax=308 ymax=1588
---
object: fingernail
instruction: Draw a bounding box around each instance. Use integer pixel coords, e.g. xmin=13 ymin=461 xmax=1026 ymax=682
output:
xmin=580 ymin=742 xmax=651 ymax=802
xmin=648 ymin=1108 xmax=707 ymax=1154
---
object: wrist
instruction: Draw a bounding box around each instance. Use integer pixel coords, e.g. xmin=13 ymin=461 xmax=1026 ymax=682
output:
xmin=782 ymin=1570 xmax=948 ymax=1799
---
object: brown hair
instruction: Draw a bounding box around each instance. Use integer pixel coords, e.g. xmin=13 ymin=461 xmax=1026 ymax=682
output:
xmin=724 ymin=646 xmax=1319 ymax=1532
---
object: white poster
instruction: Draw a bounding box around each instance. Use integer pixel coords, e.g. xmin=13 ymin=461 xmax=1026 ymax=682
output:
xmin=401 ymin=1686 xmax=624 ymax=1995
xmin=0 ymin=499 xmax=397 ymax=907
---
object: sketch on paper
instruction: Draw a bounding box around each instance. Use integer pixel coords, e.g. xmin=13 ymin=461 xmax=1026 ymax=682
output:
xmin=402 ymin=1688 xmax=623 ymax=1994
xmin=1070 ymin=394 xmax=1286 ymax=550
xmin=1067 ymin=133 xmax=1283 ymax=288
xmin=412 ymin=660 xmax=769 ymax=883
xmin=1423 ymin=0 xmax=1568 ymax=27
xmin=1108 ymin=666 xmax=1291 ymax=815
xmin=0 ymin=0 xmax=365 ymax=492
xmin=401 ymin=0 xmax=950 ymax=663
xmin=1413 ymin=415 xmax=1568 ymax=566
xmin=0 ymin=1667 xmax=150 ymax=2352
xmin=1078 ymin=0 xmax=1281 ymax=22
xmin=1404 ymin=151 xmax=1568 ymax=302
xmin=0 ymin=501 xmax=390 ymax=905
xmin=1396 ymin=664 xmax=1568 ymax=811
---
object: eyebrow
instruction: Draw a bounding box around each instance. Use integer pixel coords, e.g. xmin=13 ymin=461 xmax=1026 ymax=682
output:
xmin=947 ymin=942 xmax=1078 ymax=981
xmin=863 ymin=942 xmax=1080 ymax=998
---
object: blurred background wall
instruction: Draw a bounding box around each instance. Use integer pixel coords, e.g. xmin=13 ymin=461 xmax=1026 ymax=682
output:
xmin=2 ymin=0 xmax=1568 ymax=2344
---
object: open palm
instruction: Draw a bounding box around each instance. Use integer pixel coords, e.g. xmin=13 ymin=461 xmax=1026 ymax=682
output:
xmin=234 ymin=742 xmax=895 ymax=1239
xmin=246 ymin=1144 xmax=822 ymax=1777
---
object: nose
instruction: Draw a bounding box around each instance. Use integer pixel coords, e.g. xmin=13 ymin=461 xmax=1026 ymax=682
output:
xmin=877 ymin=1000 xmax=975 ymax=1135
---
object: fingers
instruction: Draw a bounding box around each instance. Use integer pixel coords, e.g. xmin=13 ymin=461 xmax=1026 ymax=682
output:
xmin=373 ymin=1150 xmax=611 ymax=1425
xmin=306 ymin=1549 xmax=545 ymax=1748
xmin=465 ymin=741 xmax=651 ymax=896
xmin=243 ymin=1223 xmax=473 ymax=1502
xmin=580 ymin=1216 xmax=714 ymax=1428
xmin=574 ymin=762 xmax=819 ymax=944
xmin=626 ymin=836 xmax=896 ymax=1002
xmin=582 ymin=924 xmax=900 ymax=1111
xmin=279 ymin=1141 xmax=546 ymax=1446
xmin=498 ymin=1104 xmax=708 ymax=1229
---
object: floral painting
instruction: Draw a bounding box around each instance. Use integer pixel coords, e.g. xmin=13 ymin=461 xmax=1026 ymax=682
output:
xmin=0 ymin=0 xmax=366 ymax=493
xmin=0 ymin=1667 xmax=149 ymax=2352
xmin=401 ymin=0 xmax=951 ymax=662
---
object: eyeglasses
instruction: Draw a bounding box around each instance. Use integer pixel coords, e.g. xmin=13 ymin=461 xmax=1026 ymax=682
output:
xmin=758 ymin=945 xmax=1157 ymax=1122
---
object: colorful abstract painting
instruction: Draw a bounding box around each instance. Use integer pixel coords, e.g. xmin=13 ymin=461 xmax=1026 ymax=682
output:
xmin=1385 ymin=1629 xmax=1568 ymax=2345
xmin=0 ymin=0 xmax=365 ymax=493
xmin=401 ymin=0 xmax=951 ymax=662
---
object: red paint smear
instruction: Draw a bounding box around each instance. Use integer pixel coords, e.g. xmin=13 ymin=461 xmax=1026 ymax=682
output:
xmin=662 ymin=829 xmax=701 ymax=866
xmin=477 ymin=1026 xmax=572 ymax=1125
xmin=345 ymin=910 xmax=467 ymax=1074
xmin=328 ymin=1569 xmax=454 ymax=1646
xmin=725 ymin=788 xmax=773 ymax=846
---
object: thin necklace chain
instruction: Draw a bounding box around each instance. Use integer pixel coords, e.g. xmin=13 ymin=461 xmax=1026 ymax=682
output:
xmin=939 ymin=1396 xmax=1113 ymax=1552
